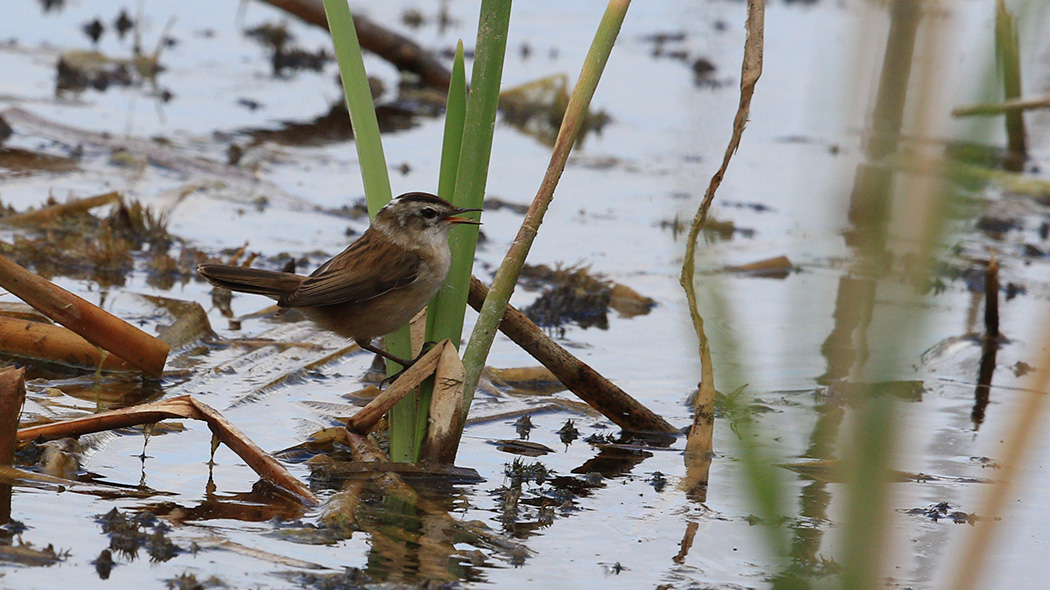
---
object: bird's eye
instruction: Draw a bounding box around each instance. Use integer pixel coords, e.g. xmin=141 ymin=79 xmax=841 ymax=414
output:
xmin=421 ymin=207 xmax=438 ymax=219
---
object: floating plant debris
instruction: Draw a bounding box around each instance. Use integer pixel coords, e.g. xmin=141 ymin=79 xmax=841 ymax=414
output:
xmin=520 ymin=263 xmax=655 ymax=331
xmin=514 ymin=414 xmax=534 ymax=439
xmin=557 ymin=419 xmax=580 ymax=445
xmin=499 ymin=74 xmax=609 ymax=146
xmin=904 ymin=502 xmax=976 ymax=525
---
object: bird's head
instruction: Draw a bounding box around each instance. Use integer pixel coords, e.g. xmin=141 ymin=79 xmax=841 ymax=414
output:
xmin=373 ymin=192 xmax=481 ymax=244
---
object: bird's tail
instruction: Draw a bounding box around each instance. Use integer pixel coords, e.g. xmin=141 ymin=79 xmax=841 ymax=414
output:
xmin=197 ymin=264 xmax=304 ymax=299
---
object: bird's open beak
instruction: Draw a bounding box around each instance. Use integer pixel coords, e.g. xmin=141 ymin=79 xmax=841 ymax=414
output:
xmin=445 ymin=207 xmax=483 ymax=225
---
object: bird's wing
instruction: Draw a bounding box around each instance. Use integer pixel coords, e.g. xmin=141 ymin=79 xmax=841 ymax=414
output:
xmin=280 ymin=241 xmax=423 ymax=308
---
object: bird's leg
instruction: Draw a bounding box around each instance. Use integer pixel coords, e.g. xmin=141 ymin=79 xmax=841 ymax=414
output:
xmin=358 ymin=339 xmax=442 ymax=388
xmin=356 ymin=338 xmax=415 ymax=369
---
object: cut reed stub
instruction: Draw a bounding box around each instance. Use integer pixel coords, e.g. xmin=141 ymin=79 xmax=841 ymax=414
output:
xmin=0 ymin=367 xmax=26 ymax=468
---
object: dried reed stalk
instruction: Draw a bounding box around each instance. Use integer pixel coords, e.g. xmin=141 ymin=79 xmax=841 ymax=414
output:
xmin=345 ymin=340 xmax=449 ymax=434
xmin=17 ymin=395 xmax=317 ymax=504
xmin=0 ymin=368 xmax=25 ymax=467
xmin=680 ymin=0 xmax=764 ymax=467
xmin=0 ymin=255 xmax=169 ymax=376
xmin=0 ymin=316 xmax=137 ymax=372
xmin=467 ymin=276 xmax=677 ymax=434
xmin=0 ymin=191 xmax=120 ymax=226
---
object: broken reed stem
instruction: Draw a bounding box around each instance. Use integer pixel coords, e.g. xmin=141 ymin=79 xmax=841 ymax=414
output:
xmin=0 ymin=316 xmax=137 ymax=372
xmin=16 ymin=395 xmax=317 ymax=504
xmin=0 ymin=254 xmax=169 ymax=376
xmin=16 ymin=402 xmax=194 ymax=441
xmin=345 ymin=341 xmax=448 ymax=434
xmin=0 ymin=191 xmax=120 ymax=226
xmin=0 ymin=368 xmax=26 ymax=467
xmin=467 ymin=276 xmax=677 ymax=434
xmin=948 ymin=321 xmax=1050 ymax=590
xmin=0 ymin=367 xmax=21 ymax=524
xmin=259 ymin=0 xmax=452 ymax=91
xmin=419 ymin=342 xmax=466 ymax=464
xmin=680 ymin=0 xmax=764 ymax=461
xmin=460 ymin=0 xmax=630 ymax=413
xmin=187 ymin=398 xmax=317 ymax=504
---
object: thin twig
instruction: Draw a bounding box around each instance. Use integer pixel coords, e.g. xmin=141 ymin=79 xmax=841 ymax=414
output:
xmin=952 ymin=94 xmax=1050 ymax=117
xmin=680 ymin=0 xmax=764 ymax=462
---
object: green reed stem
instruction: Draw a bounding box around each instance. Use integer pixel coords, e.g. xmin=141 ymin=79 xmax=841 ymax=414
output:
xmin=437 ymin=41 xmax=468 ymax=205
xmin=458 ymin=0 xmax=630 ymax=430
xmin=405 ymin=41 xmax=470 ymax=456
xmin=426 ymin=1 xmax=511 ymax=357
xmin=322 ymin=0 xmax=415 ymax=460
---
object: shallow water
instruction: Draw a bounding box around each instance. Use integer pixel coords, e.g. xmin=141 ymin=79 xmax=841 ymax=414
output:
xmin=1 ymin=0 xmax=1050 ymax=588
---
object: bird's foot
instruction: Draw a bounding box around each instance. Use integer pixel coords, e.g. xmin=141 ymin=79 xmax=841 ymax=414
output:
xmin=378 ymin=342 xmax=440 ymax=388
xmin=379 ymin=371 xmax=401 ymax=389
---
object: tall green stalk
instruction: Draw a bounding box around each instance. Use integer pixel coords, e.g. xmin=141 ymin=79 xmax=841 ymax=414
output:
xmin=436 ymin=41 xmax=468 ymax=206
xmin=397 ymin=0 xmax=509 ymax=461
xmin=458 ymin=0 xmax=631 ymax=425
xmin=321 ymin=0 xmax=392 ymax=215
xmin=393 ymin=1 xmax=510 ymax=462
xmin=427 ymin=1 xmax=512 ymax=349
xmin=405 ymin=41 xmax=469 ymax=455
xmin=321 ymin=0 xmax=414 ymax=459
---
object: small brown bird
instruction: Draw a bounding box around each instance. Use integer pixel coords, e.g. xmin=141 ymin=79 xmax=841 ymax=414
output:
xmin=198 ymin=192 xmax=481 ymax=368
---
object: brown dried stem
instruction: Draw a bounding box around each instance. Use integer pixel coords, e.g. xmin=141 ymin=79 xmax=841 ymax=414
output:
xmin=984 ymin=253 xmax=999 ymax=339
xmin=257 ymin=0 xmax=452 ymax=90
xmin=0 ymin=254 xmax=169 ymax=376
xmin=467 ymin=275 xmax=677 ymax=434
xmin=17 ymin=395 xmax=317 ymax=504
xmin=0 ymin=316 xmax=137 ymax=372
xmin=345 ymin=340 xmax=449 ymax=434
xmin=419 ymin=341 xmax=466 ymax=463
xmin=0 ymin=368 xmax=26 ymax=467
xmin=0 ymin=191 xmax=120 ymax=226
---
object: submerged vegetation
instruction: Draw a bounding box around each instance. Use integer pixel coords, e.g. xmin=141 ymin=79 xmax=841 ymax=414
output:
xmin=0 ymin=195 xmax=179 ymax=286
